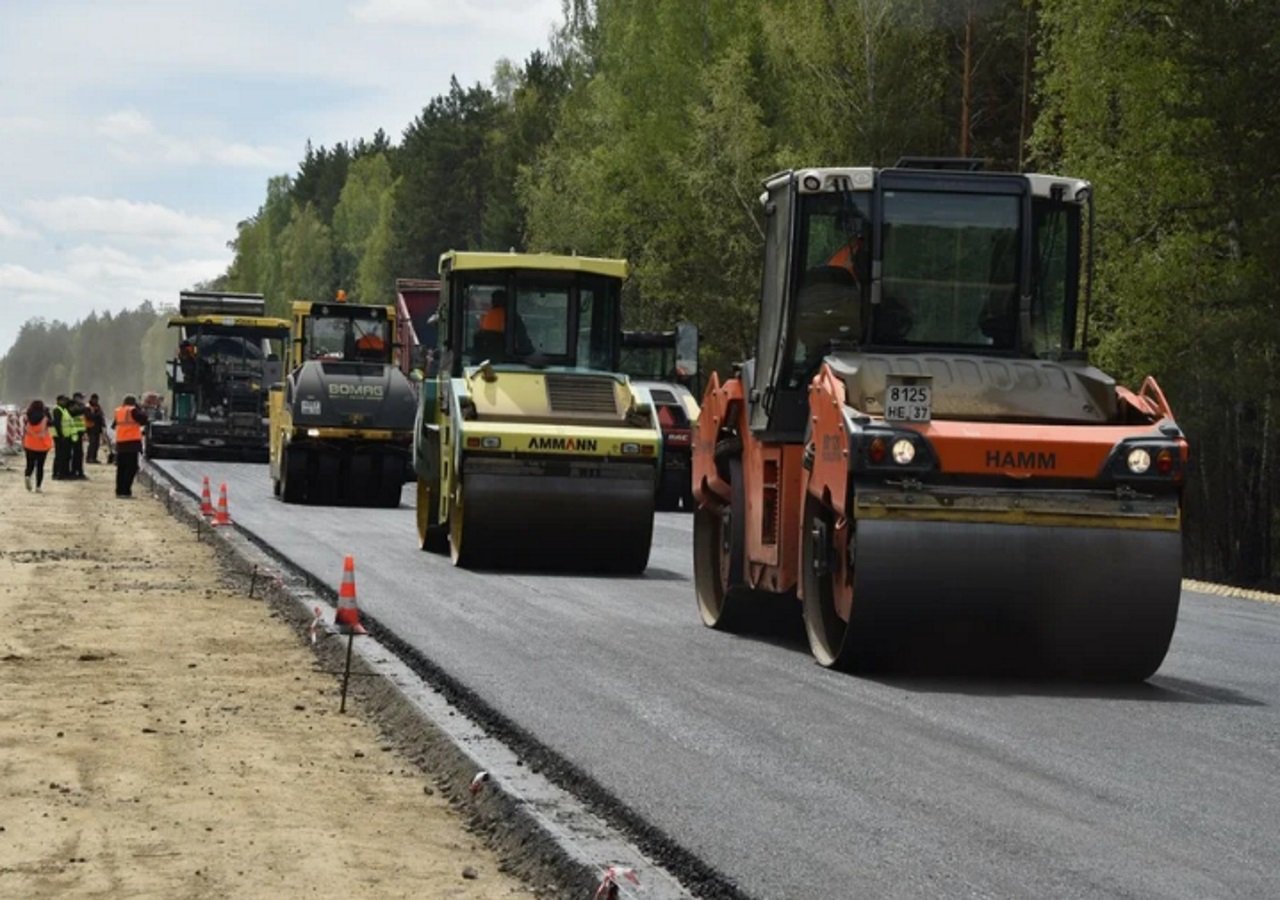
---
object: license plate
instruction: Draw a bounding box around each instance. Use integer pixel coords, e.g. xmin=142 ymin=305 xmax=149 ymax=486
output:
xmin=884 ymin=384 xmax=931 ymax=422
xmin=301 ymin=400 xmax=322 ymax=415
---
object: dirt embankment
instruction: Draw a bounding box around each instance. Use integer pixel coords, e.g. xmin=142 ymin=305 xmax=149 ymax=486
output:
xmin=0 ymin=455 xmax=536 ymax=899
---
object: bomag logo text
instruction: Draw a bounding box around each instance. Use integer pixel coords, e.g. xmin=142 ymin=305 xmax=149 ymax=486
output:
xmin=328 ymin=384 xmax=384 ymax=399
xmin=528 ymin=436 xmax=598 ymax=452
xmin=985 ymin=449 xmax=1056 ymax=470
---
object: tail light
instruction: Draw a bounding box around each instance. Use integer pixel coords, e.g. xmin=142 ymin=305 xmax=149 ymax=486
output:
xmin=852 ymin=427 xmax=936 ymax=474
xmin=1103 ymin=438 xmax=1185 ymax=484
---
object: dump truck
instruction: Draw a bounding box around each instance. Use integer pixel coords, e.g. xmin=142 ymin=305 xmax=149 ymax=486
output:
xmin=145 ymin=291 xmax=289 ymax=461
xmin=268 ymin=291 xmax=417 ymax=507
xmin=394 ymin=277 xmax=442 ymax=381
xmin=620 ymin=324 xmax=702 ymax=510
xmin=414 ymin=251 xmax=662 ymax=572
xmin=692 ymin=160 xmax=1189 ymax=680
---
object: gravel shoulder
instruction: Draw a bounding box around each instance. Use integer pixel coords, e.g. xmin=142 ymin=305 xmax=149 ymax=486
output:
xmin=0 ymin=455 xmax=535 ymax=899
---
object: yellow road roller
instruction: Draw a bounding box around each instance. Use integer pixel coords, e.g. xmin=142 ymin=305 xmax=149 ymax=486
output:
xmin=413 ymin=252 xmax=662 ymax=572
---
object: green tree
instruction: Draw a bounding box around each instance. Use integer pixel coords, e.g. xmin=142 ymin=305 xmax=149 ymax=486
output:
xmin=332 ymin=153 xmax=397 ymax=298
xmin=1034 ymin=0 xmax=1280 ymax=584
xmin=279 ymin=203 xmax=336 ymax=303
xmin=389 ymin=78 xmax=504 ymax=280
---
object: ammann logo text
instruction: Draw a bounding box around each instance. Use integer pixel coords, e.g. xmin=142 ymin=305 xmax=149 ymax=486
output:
xmin=985 ymin=449 xmax=1056 ymax=470
xmin=529 ymin=436 xmax=598 ymax=452
xmin=328 ymin=384 xmax=384 ymax=399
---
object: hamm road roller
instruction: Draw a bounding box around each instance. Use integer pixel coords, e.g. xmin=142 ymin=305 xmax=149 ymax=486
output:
xmin=269 ymin=292 xmax=417 ymax=507
xmin=693 ymin=160 xmax=1189 ymax=680
xmin=414 ymin=251 xmax=662 ymax=572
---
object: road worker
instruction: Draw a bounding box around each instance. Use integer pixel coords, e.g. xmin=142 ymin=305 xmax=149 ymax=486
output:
xmin=84 ymin=393 xmax=106 ymax=464
xmin=50 ymin=394 xmax=74 ymax=480
xmin=22 ymin=399 xmax=54 ymax=492
xmin=111 ymin=395 xmax=148 ymax=498
xmin=68 ymin=391 xmax=88 ymax=479
xmin=478 ymin=289 xmax=508 ymax=333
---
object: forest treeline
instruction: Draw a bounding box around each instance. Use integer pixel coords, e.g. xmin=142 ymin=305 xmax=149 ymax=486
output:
xmin=2 ymin=0 xmax=1276 ymax=587
xmin=0 ymin=306 xmax=173 ymax=411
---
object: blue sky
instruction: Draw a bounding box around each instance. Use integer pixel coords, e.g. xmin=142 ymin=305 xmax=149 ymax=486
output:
xmin=0 ymin=0 xmax=563 ymax=355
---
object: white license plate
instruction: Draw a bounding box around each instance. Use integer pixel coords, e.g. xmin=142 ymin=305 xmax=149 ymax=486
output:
xmin=301 ymin=400 xmax=322 ymax=415
xmin=884 ymin=384 xmax=931 ymax=422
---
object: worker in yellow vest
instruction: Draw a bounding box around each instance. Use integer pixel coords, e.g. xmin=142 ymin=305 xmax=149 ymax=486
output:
xmin=111 ymin=395 xmax=149 ymax=498
xmin=22 ymin=399 xmax=54 ymax=492
xmin=68 ymin=391 xmax=88 ymax=479
xmin=50 ymin=394 xmax=74 ymax=480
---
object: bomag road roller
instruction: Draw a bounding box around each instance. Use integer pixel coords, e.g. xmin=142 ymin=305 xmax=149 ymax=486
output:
xmin=413 ymin=251 xmax=662 ymax=572
xmin=147 ymin=291 xmax=289 ymax=461
xmin=269 ymin=291 xmax=417 ymax=507
xmin=693 ymin=159 xmax=1189 ymax=681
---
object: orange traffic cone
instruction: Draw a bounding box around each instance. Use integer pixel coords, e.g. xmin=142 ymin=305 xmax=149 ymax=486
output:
xmin=211 ymin=483 xmax=233 ymax=527
xmin=199 ymin=476 xmax=214 ymax=516
xmin=333 ymin=555 xmax=367 ymax=635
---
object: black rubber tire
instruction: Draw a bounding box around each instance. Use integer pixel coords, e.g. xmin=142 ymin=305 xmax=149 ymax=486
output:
xmin=349 ymin=454 xmax=373 ymax=506
xmin=693 ymin=457 xmax=758 ymax=631
xmin=448 ymin=487 xmax=473 ymax=568
xmin=415 ymin=479 xmax=449 ymax=553
xmin=378 ymin=454 xmax=403 ymax=508
xmin=315 ymin=452 xmax=339 ymax=506
xmin=801 ymin=493 xmax=867 ymax=671
xmin=280 ymin=446 xmax=306 ymax=504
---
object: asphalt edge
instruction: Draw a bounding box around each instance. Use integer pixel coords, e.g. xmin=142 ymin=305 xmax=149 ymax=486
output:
xmin=138 ymin=463 xmax=704 ymax=900
xmin=1182 ymin=578 xmax=1280 ymax=605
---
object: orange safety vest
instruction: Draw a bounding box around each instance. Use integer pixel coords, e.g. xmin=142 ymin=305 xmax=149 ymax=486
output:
xmin=479 ymin=306 xmax=505 ymax=332
xmin=23 ymin=418 xmax=53 ymax=452
xmin=114 ymin=406 xmax=143 ymax=443
xmin=826 ymin=238 xmax=863 ymax=280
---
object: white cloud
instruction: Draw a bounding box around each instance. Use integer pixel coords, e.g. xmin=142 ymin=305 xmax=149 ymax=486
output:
xmin=63 ymin=245 xmax=228 ymax=291
xmin=24 ymin=196 xmax=227 ymax=243
xmin=350 ymin=0 xmax=561 ymax=33
xmin=95 ymin=109 xmax=290 ymax=169
xmin=0 ymin=211 xmax=34 ymax=239
xmin=0 ymin=264 xmax=79 ymax=296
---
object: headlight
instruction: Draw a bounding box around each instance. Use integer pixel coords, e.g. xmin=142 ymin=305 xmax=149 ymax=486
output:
xmin=891 ymin=439 xmax=916 ymax=465
xmin=1126 ymin=448 xmax=1151 ymax=474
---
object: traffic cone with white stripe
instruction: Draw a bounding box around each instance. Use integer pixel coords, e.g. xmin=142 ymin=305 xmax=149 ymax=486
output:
xmin=199 ymin=476 xmax=214 ymax=516
xmin=211 ymin=482 xmax=232 ymax=526
xmin=333 ymin=555 xmax=366 ymax=635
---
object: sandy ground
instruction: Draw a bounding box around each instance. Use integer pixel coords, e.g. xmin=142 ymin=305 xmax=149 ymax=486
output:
xmin=0 ymin=454 xmax=537 ymax=899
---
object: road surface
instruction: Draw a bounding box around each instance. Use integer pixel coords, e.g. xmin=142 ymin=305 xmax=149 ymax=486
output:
xmin=154 ymin=460 xmax=1280 ymax=899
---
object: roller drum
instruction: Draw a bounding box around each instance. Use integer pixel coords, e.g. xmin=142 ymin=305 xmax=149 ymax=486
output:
xmin=849 ymin=519 xmax=1183 ymax=679
xmin=456 ymin=462 xmax=655 ymax=572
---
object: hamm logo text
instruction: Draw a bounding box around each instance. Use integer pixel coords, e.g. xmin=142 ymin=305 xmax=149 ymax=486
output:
xmin=985 ymin=449 xmax=1056 ymax=470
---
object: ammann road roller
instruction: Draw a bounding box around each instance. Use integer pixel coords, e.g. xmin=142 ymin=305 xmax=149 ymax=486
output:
xmin=692 ymin=160 xmax=1189 ymax=680
xmin=414 ymin=251 xmax=662 ymax=572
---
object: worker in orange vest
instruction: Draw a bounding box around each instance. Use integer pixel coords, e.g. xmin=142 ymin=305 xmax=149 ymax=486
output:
xmin=111 ymin=395 xmax=149 ymax=498
xmin=22 ymin=399 xmax=54 ymax=492
xmin=478 ymin=289 xmax=508 ymax=333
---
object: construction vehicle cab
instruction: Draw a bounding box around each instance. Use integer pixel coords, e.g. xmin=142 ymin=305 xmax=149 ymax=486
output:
xmin=146 ymin=291 xmax=289 ymax=460
xmin=414 ymin=251 xmax=662 ymax=572
xmin=693 ymin=161 xmax=1189 ymax=680
xmin=621 ymin=324 xmax=701 ymax=510
xmin=269 ymin=292 xmax=417 ymax=506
